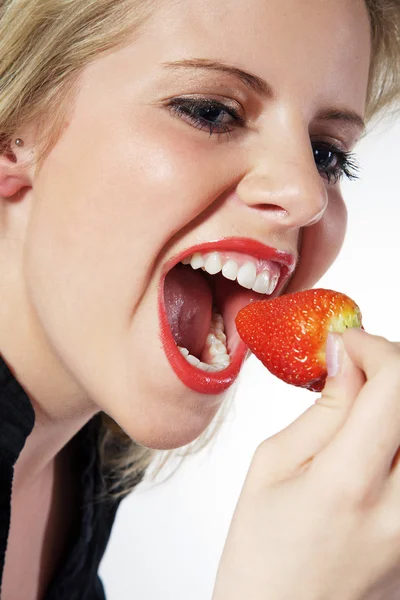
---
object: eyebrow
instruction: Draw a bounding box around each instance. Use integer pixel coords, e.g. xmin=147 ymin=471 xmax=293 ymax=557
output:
xmin=162 ymin=58 xmax=272 ymax=97
xmin=162 ymin=58 xmax=366 ymax=133
xmin=315 ymin=108 xmax=366 ymax=134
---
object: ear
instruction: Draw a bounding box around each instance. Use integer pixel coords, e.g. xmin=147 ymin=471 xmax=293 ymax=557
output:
xmin=0 ymin=137 xmax=33 ymax=199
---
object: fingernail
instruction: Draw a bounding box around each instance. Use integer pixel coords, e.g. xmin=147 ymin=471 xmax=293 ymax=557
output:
xmin=326 ymin=333 xmax=342 ymax=378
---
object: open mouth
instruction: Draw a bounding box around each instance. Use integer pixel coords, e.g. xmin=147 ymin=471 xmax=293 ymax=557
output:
xmin=158 ymin=238 xmax=295 ymax=395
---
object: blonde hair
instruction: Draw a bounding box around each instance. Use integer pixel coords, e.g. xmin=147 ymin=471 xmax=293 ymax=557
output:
xmin=1 ymin=0 xmax=400 ymax=497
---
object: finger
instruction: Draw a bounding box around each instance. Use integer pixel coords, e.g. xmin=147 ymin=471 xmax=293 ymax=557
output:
xmin=341 ymin=329 xmax=400 ymax=379
xmin=318 ymin=329 xmax=400 ymax=485
xmin=250 ymin=334 xmax=365 ymax=486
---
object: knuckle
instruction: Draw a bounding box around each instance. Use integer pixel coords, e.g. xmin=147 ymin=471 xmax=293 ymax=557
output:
xmin=383 ymin=343 xmax=400 ymax=364
xmin=249 ymin=436 xmax=287 ymax=484
xmin=365 ymin=334 xmax=400 ymax=359
xmin=389 ymin=342 xmax=400 ymax=359
xmin=245 ymin=441 xmax=276 ymax=491
xmin=251 ymin=438 xmax=276 ymax=471
xmin=254 ymin=436 xmax=278 ymax=460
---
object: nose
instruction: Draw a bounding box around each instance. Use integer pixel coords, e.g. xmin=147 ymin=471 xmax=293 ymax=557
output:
xmin=236 ymin=125 xmax=328 ymax=230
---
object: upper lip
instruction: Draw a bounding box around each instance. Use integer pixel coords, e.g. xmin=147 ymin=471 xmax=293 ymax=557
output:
xmin=163 ymin=237 xmax=297 ymax=293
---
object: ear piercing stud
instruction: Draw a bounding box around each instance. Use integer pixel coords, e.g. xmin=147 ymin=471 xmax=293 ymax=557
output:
xmin=15 ymin=138 xmax=24 ymax=147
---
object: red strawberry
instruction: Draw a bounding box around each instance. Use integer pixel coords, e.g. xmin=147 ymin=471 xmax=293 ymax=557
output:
xmin=235 ymin=289 xmax=362 ymax=392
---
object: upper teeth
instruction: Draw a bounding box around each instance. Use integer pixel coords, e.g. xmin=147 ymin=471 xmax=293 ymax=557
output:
xmin=181 ymin=251 xmax=280 ymax=295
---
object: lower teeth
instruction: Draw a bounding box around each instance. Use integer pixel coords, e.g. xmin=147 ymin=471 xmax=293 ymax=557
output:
xmin=178 ymin=310 xmax=230 ymax=372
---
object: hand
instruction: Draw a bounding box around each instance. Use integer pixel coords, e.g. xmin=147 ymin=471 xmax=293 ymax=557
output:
xmin=212 ymin=329 xmax=400 ymax=600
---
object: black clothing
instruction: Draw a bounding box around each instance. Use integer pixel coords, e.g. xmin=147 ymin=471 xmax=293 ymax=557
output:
xmin=0 ymin=356 xmax=127 ymax=599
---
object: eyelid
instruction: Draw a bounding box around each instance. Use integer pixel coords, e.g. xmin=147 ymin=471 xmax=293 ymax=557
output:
xmin=162 ymin=93 xmax=245 ymax=116
xmin=310 ymin=133 xmax=354 ymax=153
xmin=166 ymin=96 xmax=246 ymax=139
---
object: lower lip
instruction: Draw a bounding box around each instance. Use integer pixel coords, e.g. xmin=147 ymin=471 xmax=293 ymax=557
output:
xmin=158 ymin=290 xmax=247 ymax=395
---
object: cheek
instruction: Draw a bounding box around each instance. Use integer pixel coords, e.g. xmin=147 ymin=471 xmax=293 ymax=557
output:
xmin=44 ymin=115 xmax=235 ymax=258
xmin=28 ymin=121 xmax=212 ymax=286
xmin=21 ymin=117 xmax=237 ymax=381
xmin=286 ymin=193 xmax=347 ymax=292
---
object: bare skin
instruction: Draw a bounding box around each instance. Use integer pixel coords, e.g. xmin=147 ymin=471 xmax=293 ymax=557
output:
xmin=0 ymin=0 xmax=369 ymax=464
xmin=1 ymin=0 xmax=399 ymax=598
xmin=2 ymin=444 xmax=77 ymax=600
xmin=213 ymin=332 xmax=400 ymax=599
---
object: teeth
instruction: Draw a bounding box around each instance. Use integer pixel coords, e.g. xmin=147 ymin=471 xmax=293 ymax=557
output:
xmin=197 ymin=362 xmax=210 ymax=372
xmin=222 ymin=259 xmax=238 ymax=281
xmin=208 ymin=328 xmax=226 ymax=346
xmin=190 ymin=253 xmax=204 ymax=270
xmin=177 ymin=310 xmax=231 ymax=373
xmin=211 ymin=351 xmax=230 ymax=364
xmin=181 ymin=250 xmax=281 ymax=296
xmin=270 ymin=273 xmax=280 ymax=293
xmin=212 ymin=312 xmax=224 ymax=329
xmin=187 ymin=354 xmax=200 ymax=367
xmin=237 ymin=262 xmax=257 ymax=289
xmin=204 ymin=252 xmax=223 ymax=275
xmin=252 ymin=271 xmax=271 ymax=294
xmin=209 ymin=343 xmax=226 ymax=357
xmin=217 ymin=331 xmax=227 ymax=343
xmin=177 ymin=347 xmax=230 ymax=373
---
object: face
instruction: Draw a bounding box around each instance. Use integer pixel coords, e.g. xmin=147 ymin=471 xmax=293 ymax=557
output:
xmin=9 ymin=0 xmax=371 ymax=448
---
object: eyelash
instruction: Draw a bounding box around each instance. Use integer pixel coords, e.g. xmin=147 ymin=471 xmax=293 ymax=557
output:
xmin=168 ymin=97 xmax=360 ymax=184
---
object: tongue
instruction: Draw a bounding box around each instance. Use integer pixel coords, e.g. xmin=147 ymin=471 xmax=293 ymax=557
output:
xmin=164 ymin=264 xmax=213 ymax=358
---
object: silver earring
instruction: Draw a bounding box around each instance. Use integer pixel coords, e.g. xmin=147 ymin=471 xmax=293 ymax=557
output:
xmin=15 ymin=138 xmax=24 ymax=147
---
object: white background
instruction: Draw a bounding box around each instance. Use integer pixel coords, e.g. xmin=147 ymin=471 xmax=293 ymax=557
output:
xmin=100 ymin=114 xmax=400 ymax=599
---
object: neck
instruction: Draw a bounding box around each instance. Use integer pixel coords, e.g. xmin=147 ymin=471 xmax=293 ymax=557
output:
xmin=0 ymin=274 xmax=99 ymax=490
xmin=1 ymin=339 xmax=98 ymax=492
xmin=13 ymin=404 xmax=95 ymax=492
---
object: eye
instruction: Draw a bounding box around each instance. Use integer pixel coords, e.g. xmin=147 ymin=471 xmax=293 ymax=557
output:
xmin=313 ymin=142 xmax=360 ymax=184
xmin=167 ymin=97 xmax=245 ymax=137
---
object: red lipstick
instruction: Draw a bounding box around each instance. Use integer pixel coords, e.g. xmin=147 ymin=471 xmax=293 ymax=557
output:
xmin=158 ymin=237 xmax=296 ymax=395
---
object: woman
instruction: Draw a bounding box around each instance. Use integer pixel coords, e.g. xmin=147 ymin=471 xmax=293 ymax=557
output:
xmin=0 ymin=0 xmax=400 ymax=598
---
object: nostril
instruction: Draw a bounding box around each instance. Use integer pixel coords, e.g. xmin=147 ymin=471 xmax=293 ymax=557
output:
xmin=254 ymin=203 xmax=288 ymax=216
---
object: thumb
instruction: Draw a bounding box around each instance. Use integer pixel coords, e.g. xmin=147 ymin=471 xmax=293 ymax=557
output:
xmin=317 ymin=332 xmax=366 ymax=411
xmin=250 ymin=334 xmax=366 ymax=485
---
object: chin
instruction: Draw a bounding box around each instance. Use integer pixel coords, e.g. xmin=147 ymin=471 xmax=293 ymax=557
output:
xmin=113 ymin=385 xmax=225 ymax=451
